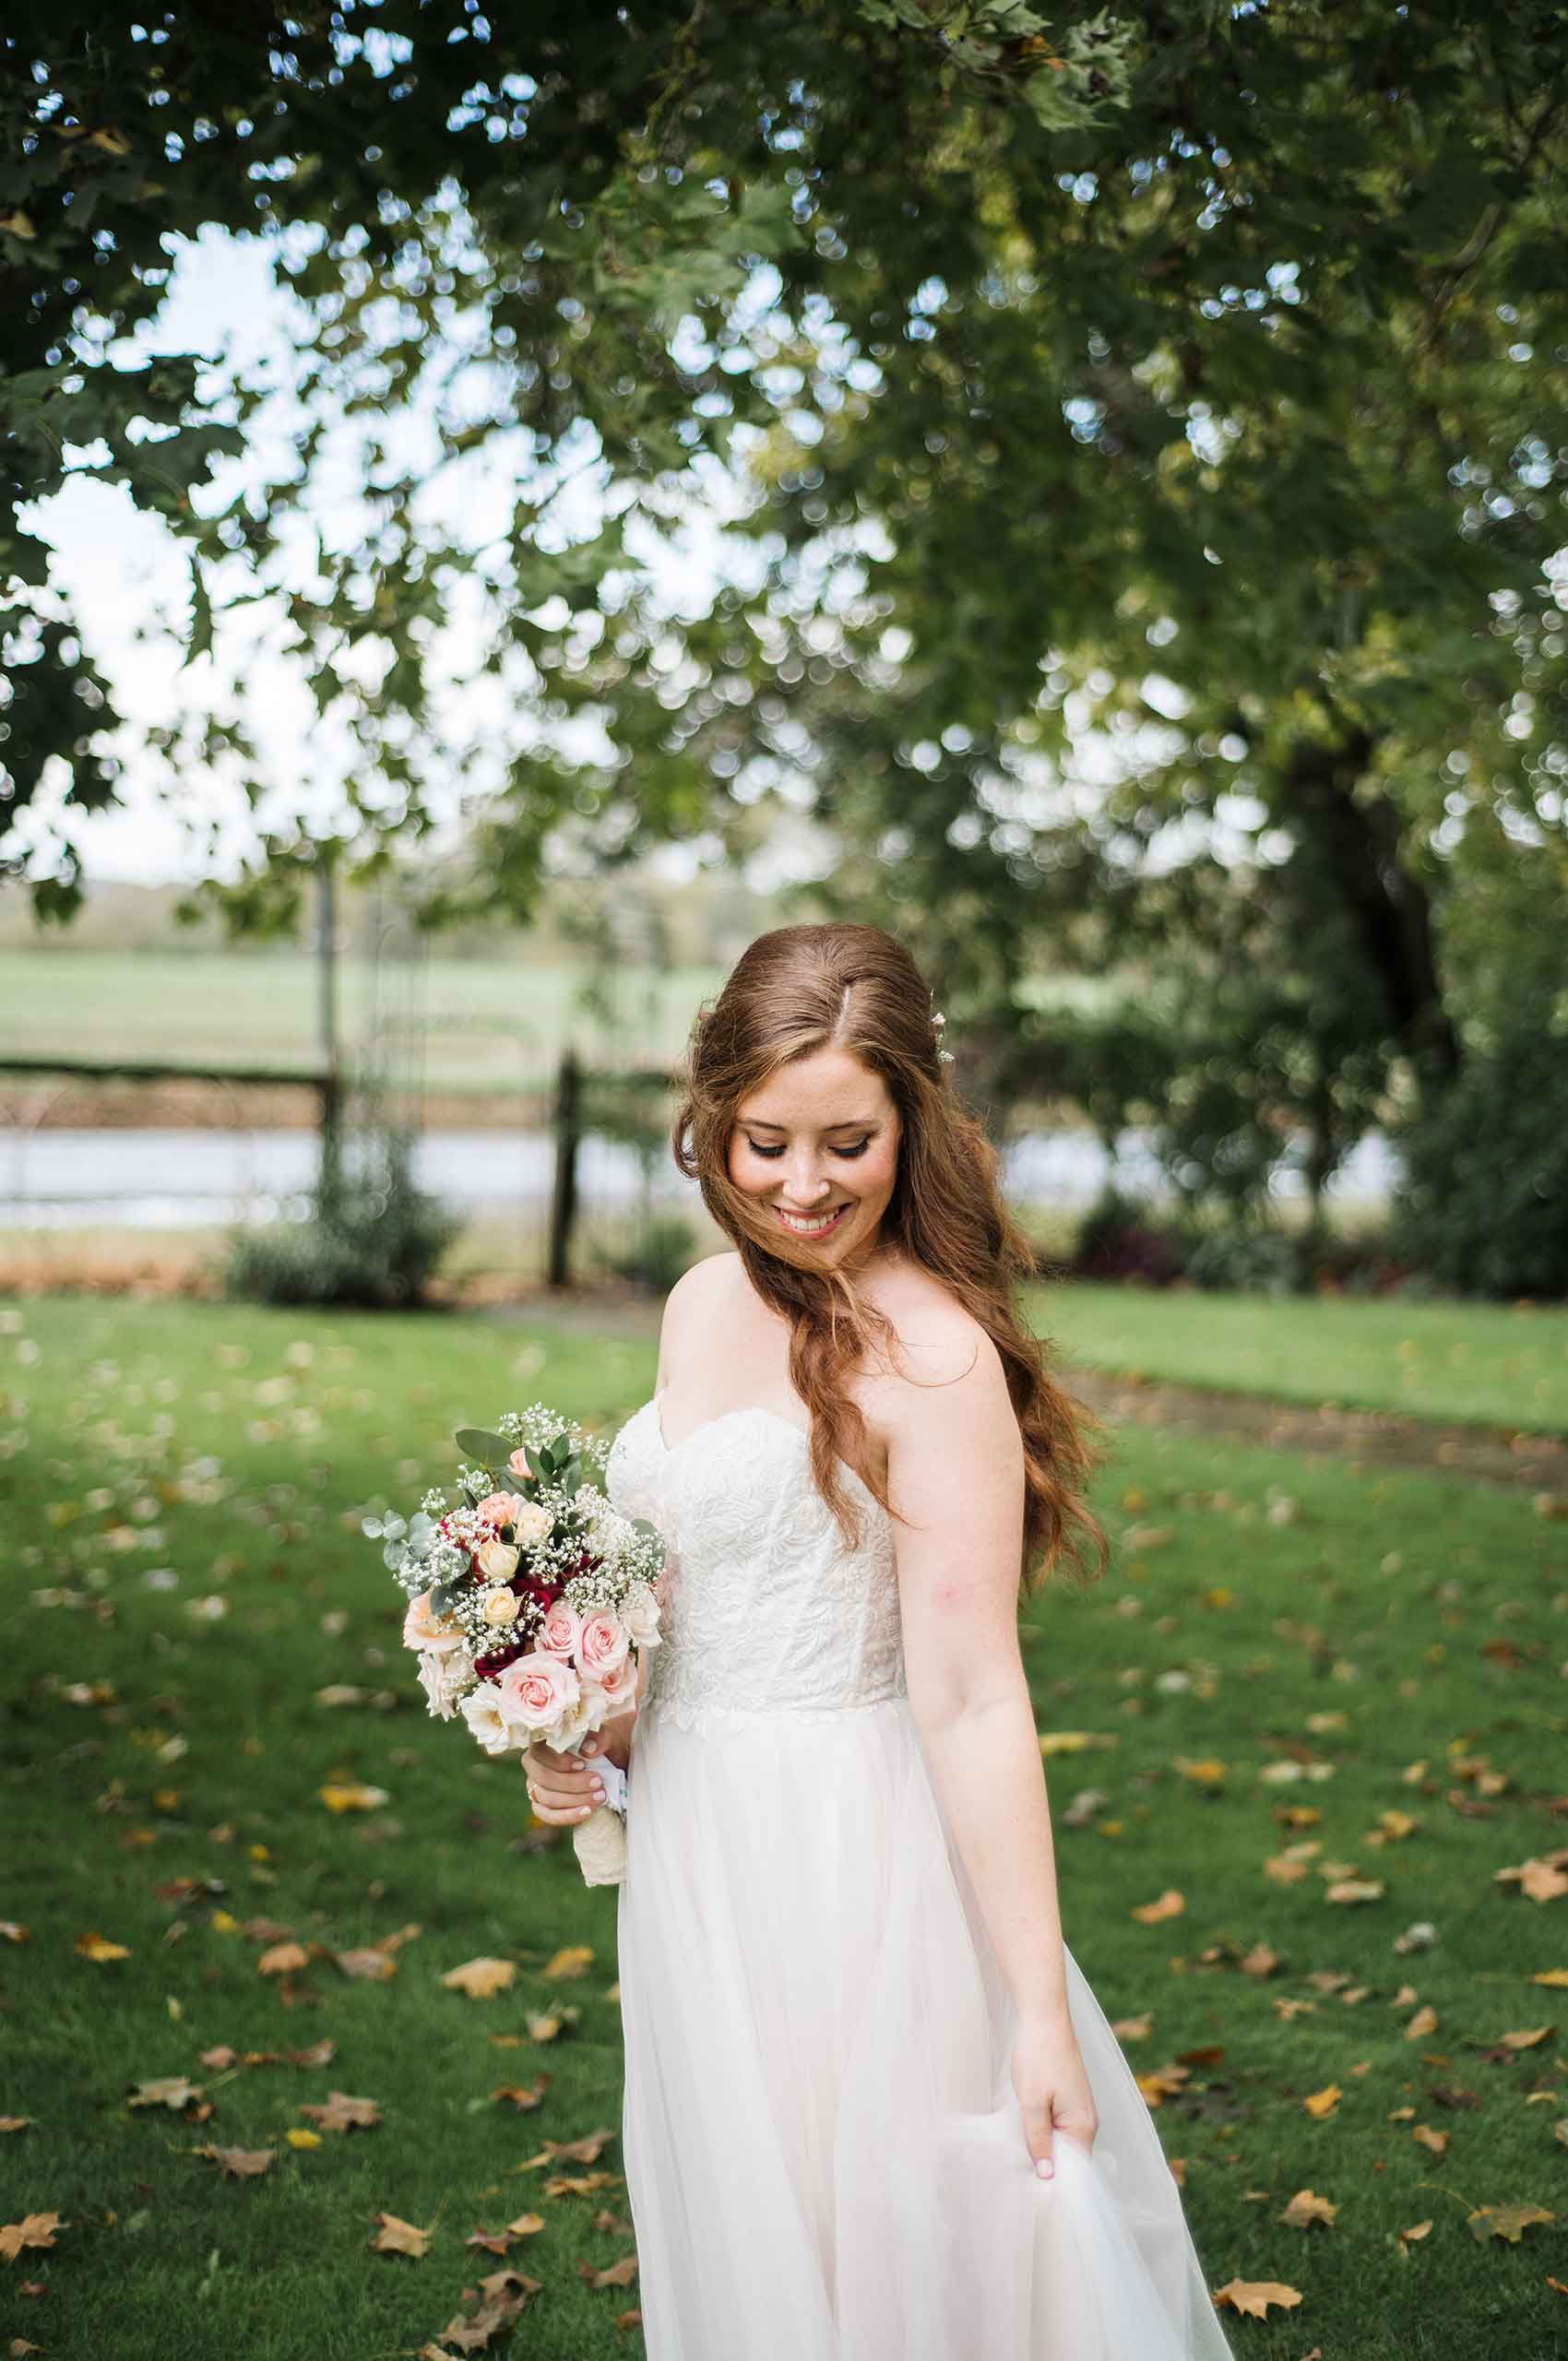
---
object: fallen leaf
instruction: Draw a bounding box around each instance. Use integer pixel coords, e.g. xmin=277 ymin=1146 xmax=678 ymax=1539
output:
xmin=196 ymin=2144 xmax=275 ymax=2178
xmin=370 ymin=2210 xmax=430 ymax=2259
xmin=1529 ymin=1968 xmax=1568 ymax=1987
xmin=1397 ymin=2219 xmax=1432 ymax=2252
xmin=1303 ymin=2083 xmax=1342 ymax=2119
xmin=298 ymin=2091 xmax=382 ymax=2134
xmin=585 ymin=2251 xmax=639 ymax=2288
xmin=1173 ymin=1757 xmax=1228 ymax=1787
xmin=0 ymin=2214 xmax=66 ymax=2263
xmin=284 ymin=2128 xmax=321 ymax=2150
xmin=1131 ymin=1889 xmax=1185 ymax=1925
xmin=335 ymin=1947 xmax=398 ymax=1982
xmin=74 ymin=1930 xmax=130 ymax=1963
xmin=128 ymin=2076 xmax=205 ymax=2112
xmin=1135 ymin=2062 xmax=1192 ymax=2106
xmin=1467 ymin=2201 xmax=1554 ymax=2244
xmin=1212 ymin=2279 xmax=1302 ymax=2319
xmin=1412 ymin=2124 xmax=1449 ymax=2156
xmin=1324 ymin=1879 xmax=1385 ymax=1905
xmin=257 ymin=1940 xmax=312 ymax=1977
xmin=1279 ymin=2188 xmax=1337 ymax=2229
xmin=1497 ymin=1857 xmax=1568 ymax=1904
xmin=1498 ymin=2025 xmax=1552 ymax=2049
xmin=318 ymin=1782 xmax=390 ymax=1813
xmin=442 ymin=1957 xmax=517 ymax=1999
xmin=1111 ymin=2012 xmax=1152 ymax=2042
xmin=1406 ymin=2005 xmax=1440 ymax=2041
xmin=539 ymin=1944 xmax=595 ymax=1981
xmin=1240 ymin=1942 xmax=1280 ymax=1978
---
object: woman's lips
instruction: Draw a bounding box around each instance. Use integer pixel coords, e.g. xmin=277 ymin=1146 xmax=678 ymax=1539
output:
xmin=771 ymin=1202 xmax=850 ymax=1238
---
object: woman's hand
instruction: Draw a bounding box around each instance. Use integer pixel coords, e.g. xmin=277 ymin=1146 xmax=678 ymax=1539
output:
xmin=523 ymin=1711 xmax=636 ymax=1826
xmin=1011 ymin=2011 xmax=1099 ymax=2180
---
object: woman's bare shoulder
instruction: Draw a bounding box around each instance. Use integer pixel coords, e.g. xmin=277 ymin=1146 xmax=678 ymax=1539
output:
xmin=862 ymin=1261 xmax=1000 ymax=1397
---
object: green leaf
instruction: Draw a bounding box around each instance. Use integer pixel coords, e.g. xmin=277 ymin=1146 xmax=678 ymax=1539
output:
xmin=453 ymin=1427 xmax=513 ymax=1469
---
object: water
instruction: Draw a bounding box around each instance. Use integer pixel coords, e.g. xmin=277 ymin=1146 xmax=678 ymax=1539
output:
xmin=0 ymin=1124 xmax=1400 ymax=1229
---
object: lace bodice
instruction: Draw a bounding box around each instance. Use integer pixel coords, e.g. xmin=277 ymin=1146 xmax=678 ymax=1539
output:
xmin=604 ymin=1394 xmax=906 ymax=1735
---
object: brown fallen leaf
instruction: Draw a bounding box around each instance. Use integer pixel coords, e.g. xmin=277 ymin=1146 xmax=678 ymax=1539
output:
xmin=299 ymin=2091 xmax=382 ymax=2134
xmin=1135 ymin=2063 xmax=1192 ymax=2107
xmin=583 ymin=2251 xmax=638 ymax=2289
xmin=198 ymin=2046 xmax=239 ymax=2070
xmin=1111 ymin=2012 xmax=1152 ymax=2042
xmin=1302 ymin=2083 xmax=1342 ymax=2119
xmin=1213 ymin=2279 xmax=1302 ymax=2319
xmin=257 ymin=1940 xmax=313 ymax=1977
xmin=1240 ymin=1942 xmax=1280 ymax=1978
xmin=335 ymin=1947 xmax=398 ymax=1983
xmin=1397 ymin=2219 xmax=1432 ymax=2253
xmin=0 ymin=2213 xmax=67 ymax=2263
xmin=196 ymin=2143 xmax=275 ymax=2178
xmin=0 ymin=2118 xmax=33 ymax=2135
xmin=370 ymin=2210 xmax=430 ymax=2259
xmin=288 ymin=2039 xmax=337 ymax=2070
xmin=74 ymin=1930 xmax=130 ymax=1963
xmin=434 ymin=2264 xmax=541 ymax=2350
xmin=442 ymin=1957 xmax=517 ymax=2000
xmin=1412 ymin=2124 xmax=1449 ymax=2155
xmin=1496 ymin=1857 xmax=1568 ymax=1904
xmin=1279 ymin=2188 xmax=1336 ymax=2229
xmin=1405 ymin=2005 xmax=1440 ymax=2041
xmin=1130 ymin=1889 xmax=1185 ymax=1925
xmin=1467 ymin=2201 xmax=1554 ymax=2244
xmin=1324 ymin=1879 xmax=1385 ymax=1905
xmin=492 ymin=2081 xmax=550 ymax=2110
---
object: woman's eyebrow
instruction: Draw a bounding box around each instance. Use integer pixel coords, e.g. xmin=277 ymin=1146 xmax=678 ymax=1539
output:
xmin=742 ymin=1116 xmax=880 ymax=1133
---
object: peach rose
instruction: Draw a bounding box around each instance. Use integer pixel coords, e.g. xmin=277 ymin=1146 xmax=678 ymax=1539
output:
xmin=574 ymin=1610 xmax=630 ymax=1680
xmin=507 ymin=1448 xmax=535 ymax=1484
xmin=476 ymin=1536 xmax=520 ymax=1584
xmin=536 ymin=1598 xmax=582 ymax=1660
xmin=475 ymin=1490 xmax=528 ymax=1526
xmin=403 ymin=1587 xmax=465 ymax=1655
xmin=494 ymin=1650 xmax=581 ymax=1737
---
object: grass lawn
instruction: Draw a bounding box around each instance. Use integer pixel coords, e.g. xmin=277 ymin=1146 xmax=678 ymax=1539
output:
xmin=2 ymin=1296 xmax=1566 ymax=2361
xmin=1028 ymin=1280 xmax=1568 ymax=1437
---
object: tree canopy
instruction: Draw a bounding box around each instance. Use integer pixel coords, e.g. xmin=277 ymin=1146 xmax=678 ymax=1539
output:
xmin=5 ymin=1 xmax=1565 ymax=1171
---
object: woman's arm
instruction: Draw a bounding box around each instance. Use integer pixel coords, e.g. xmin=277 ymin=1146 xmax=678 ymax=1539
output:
xmin=883 ymin=1318 xmax=1072 ymax=2027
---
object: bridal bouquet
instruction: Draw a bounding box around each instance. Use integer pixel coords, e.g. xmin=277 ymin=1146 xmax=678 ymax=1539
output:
xmin=367 ymin=1405 xmax=666 ymax=1887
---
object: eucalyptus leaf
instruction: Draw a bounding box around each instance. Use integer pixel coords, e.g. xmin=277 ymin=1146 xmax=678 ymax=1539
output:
xmin=453 ymin=1427 xmax=513 ymax=1469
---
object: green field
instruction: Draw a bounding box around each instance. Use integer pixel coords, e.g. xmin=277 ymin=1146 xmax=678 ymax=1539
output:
xmin=1030 ymin=1281 xmax=1568 ymax=1436
xmin=3 ymin=1297 xmax=1566 ymax=2359
xmin=0 ymin=948 xmax=725 ymax=1094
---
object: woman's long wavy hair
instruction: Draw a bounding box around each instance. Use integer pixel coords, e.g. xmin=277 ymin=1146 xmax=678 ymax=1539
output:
xmin=671 ymin=922 xmax=1108 ymax=1599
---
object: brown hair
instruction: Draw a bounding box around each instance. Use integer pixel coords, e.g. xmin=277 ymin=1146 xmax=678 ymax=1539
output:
xmin=671 ymin=921 xmax=1108 ymax=1598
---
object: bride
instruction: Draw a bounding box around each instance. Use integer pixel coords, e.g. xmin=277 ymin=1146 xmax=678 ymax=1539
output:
xmin=525 ymin=921 xmax=1236 ymax=2360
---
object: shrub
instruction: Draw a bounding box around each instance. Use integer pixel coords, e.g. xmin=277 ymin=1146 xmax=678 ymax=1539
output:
xmin=599 ymin=1214 xmax=696 ymax=1295
xmin=1392 ymin=1009 xmax=1568 ymax=1300
xmin=224 ymin=1138 xmax=460 ymax=1309
xmin=1179 ymin=1222 xmax=1306 ymax=1297
xmin=1071 ymin=1191 xmax=1185 ymax=1287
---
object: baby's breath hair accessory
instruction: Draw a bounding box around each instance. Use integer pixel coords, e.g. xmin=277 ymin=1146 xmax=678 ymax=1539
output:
xmin=930 ymin=996 xmax=956 ymax=1064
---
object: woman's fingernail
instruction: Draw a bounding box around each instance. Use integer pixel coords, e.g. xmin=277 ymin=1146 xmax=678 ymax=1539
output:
xmin=1036 ymin=2160 xmax=1053 ymax=2179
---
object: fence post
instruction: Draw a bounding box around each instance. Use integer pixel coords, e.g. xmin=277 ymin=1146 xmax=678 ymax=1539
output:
xmin=546 ymin=1047 xmax=582 ymax=1288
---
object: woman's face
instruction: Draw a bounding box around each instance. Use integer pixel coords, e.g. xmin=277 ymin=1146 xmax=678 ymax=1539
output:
xmin=728 ymin=1047 xmax=902 ymax=1271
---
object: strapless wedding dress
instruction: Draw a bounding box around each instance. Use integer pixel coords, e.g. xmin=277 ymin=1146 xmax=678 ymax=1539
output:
xmin=605 ymin=1392 xmax=1235 ymax=2361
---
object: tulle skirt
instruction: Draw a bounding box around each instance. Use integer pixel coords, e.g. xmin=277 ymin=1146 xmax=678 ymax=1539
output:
xmin=616 ymin=1691 xmax=1236 ymax=2361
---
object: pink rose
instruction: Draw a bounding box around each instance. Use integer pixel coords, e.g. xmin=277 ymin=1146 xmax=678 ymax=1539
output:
xmin=536 ymin=1598 xmax=582 ymax=1660
xmin=507 ymin=1449 xmax=535 ymax=1484
xmin=495 ymin=1649 xmax=580 ymax=1736
xmin=574 ymin=1610 xmax=630 ymax=1680
xmin=475 ymin=1490 xmax=528 ymax=1526
xmin=592 ymin=1655 xmax=637 ymax=1711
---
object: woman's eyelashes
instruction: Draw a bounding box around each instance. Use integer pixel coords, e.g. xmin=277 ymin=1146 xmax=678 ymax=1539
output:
xmin=744 ymin=1138 xmax=871 ymax=1161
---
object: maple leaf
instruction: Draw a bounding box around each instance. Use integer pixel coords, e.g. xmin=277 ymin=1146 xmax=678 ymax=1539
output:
xmin=336 ymin=1947 xmax=398 ymax=1982
xmin=539 ymin=1943 xmax=595 ymax=1980
xmin=524 ymin=2011 xmax=566 ymax=2043
xmin=1213 ymin=2279 xmax=1302 ymax=2319
xmin=298 ymin=2091 xmax=382 ymax=2133
xmin=288 ymin=2039 xmax=337 ymax=2069
xmin=584 ymin=2251 xmax=638 ymax=2288
xmin=74 ymin=1930 xmax=130 ymax=1962
xmin=258 ymin=1940 xmax=313 ymax=1977
xmin=1496 ymin=1856 xmax=1568 ymax=1904
xmin=196 ymin=2144 xmax=276 ymax=2177
xmin=442 ymin=1957 xmax=516 ymax=1999
xmin=1135 ymin=2063 xmax=1191 ymax=2107
xmin=1467 ymin=2201 xmax=1554 ymax=2244
xmin=1405 ymin=2004 xmax=1440 ymax=2041
xmin=128 ymin=2076 xmax=204 ymax=2112
xmin=434 ymin=2265 xmax=541 ymax=2351
xmin=1302 ymin=2082 xmax=1342 ymax=2118
xmin=1279 ymin=2188 xmax=1337 ymax=2229
xmin=1130 ymin=1889 xmax=1185 ymax=1924
xmin=370 ymin=2211 xmax=431 ymax=2258
xmin=1240 ymin=1942 xmax=1280 ymax=1978
xmin=0 ymin=2213 xmax=66 ymax=2263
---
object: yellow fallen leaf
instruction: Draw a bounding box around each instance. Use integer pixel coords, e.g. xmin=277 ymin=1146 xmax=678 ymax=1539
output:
xmin=0 ymin=2211 xmax=67 ymax=2261
xmin=442 ymin=1956 xmax=517 ymax=1999
xmin=1173 ymin=1757 xmax=1228 ymax=1786
xmin=1302 ymin=2082 xmax=1342 ymax=2119
xmin=1497 ymin=2025 xmax=1552 ymax=2049
xmin=1397 ymin=2219 xmax=1432 ymax=2251
xmin=258 ymin=1940 xmax=312 ymax=1977
xmin=1529 ymin=1969 xmax=1568 ymax=1987
xmin=318 ymin=1782 xmax=390 ymax=1814
xmin=1405 ymin=2004 xmax=1440 ymax=2041
xmin=74 ymin=1931 xmax=130 ymax=1963
xmin=1324 ymin=1879 xmax=1385 ymax=1904
xmin=540 ymin=1944 xmax=595 ymax=1981
xmin=369 ymin=2210 xmax=430 ymax=2259
xmin=284 ymin=2128 xmax=321 ymax=2150
xmin=1279 ymin=2188 xmax=1336 ymax=2229
xmin=1412 ymin=2124 xmax=1449 ymax=2155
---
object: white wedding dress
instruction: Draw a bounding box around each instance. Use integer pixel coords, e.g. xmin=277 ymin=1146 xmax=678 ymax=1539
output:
xmin=605 ymin=1391 xmax=1236 ymax=2361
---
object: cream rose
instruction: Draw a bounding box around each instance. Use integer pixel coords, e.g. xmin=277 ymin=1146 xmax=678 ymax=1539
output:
xmin=494 ymin=1651 xmax=580 ymax=1738
xmin=403 ymin=1587 xmax=465 ymax=1655
xmin=511 ymin=1500 xmax=553 ymax=1547
xmin=574 ymin=1609 xmax=630 ymax=1680
xmin=619 ymin=1581 xmax=662 ymax=1647
xmin=417 ymin=1643 xmax=475 ymax=1721
xmin=476 ymin=1536 xmax=520 ymax=1584
xmin=481 ymin=1587 xmax=520 ymax=1629
xmin=536 ymin=1598 xmax=582 ymax=1659
xmin=459 ymin=1679 xmax=524 ymax=1756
